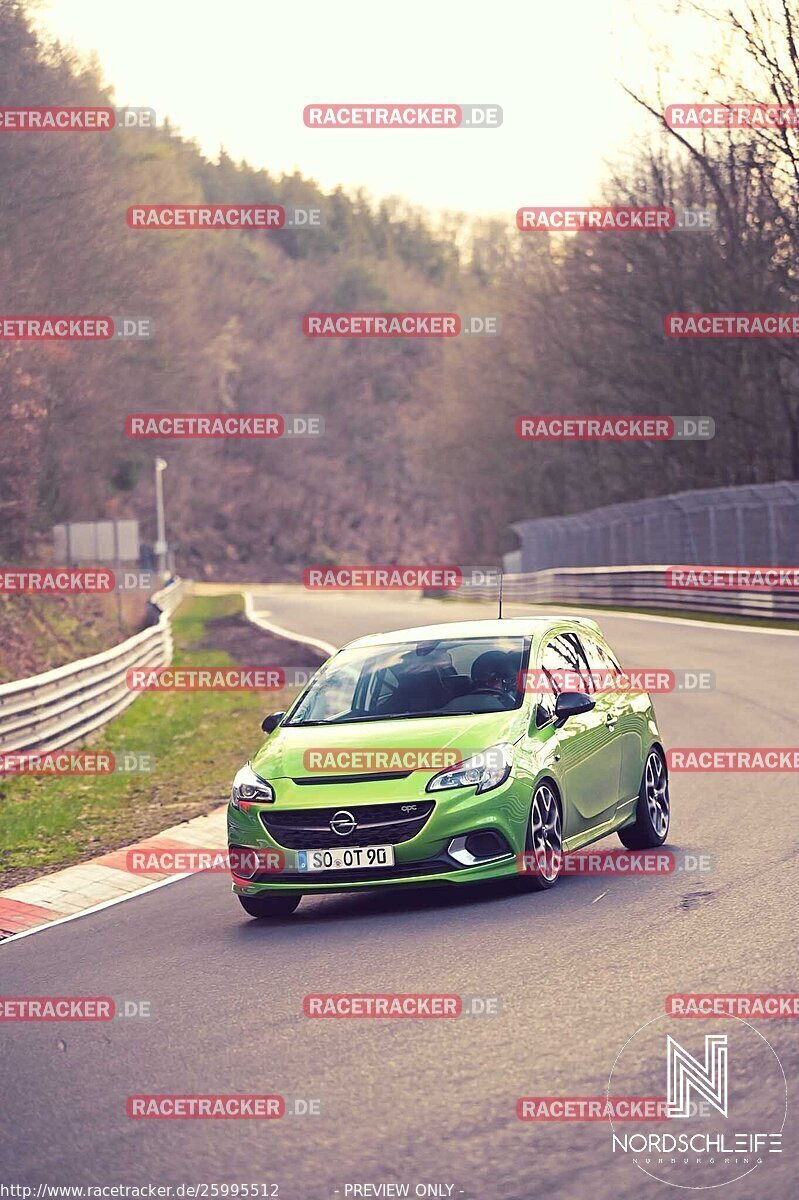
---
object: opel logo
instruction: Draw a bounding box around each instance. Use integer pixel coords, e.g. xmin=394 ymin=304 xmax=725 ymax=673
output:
xmin=330 ymin=809 xmax=357 ymax=837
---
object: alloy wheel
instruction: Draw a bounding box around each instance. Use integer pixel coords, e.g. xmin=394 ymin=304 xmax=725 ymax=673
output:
xmin=645 ymin=750 xmax=670 ymax=838
xmin=530 ymin=783 xmax=563 ymax=882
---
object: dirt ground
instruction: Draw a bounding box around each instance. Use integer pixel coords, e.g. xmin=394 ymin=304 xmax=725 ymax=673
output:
xmin=194 ymin=611 xmax=326 ymax=668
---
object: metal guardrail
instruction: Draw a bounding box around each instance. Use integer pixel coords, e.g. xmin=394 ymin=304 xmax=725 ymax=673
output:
xmin=150 ymin=577 xmax=186 ymax=616
xmin=0 ymin=578 xmax=186 ymax=756
xmin=448 ymin=566 xmax=799 ymax=620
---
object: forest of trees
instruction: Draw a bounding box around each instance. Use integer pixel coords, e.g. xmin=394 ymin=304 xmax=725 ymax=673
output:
xmin=1 ymin=0 xmax=798 ymax=576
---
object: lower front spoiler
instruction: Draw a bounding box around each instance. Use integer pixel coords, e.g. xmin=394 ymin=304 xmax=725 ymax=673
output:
xmin=232 ymin=852 xmax=519 ymax=895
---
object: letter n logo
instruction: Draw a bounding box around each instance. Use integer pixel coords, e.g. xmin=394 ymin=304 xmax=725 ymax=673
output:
xmin=666 ymin=1034 xmax=728 ymax=1118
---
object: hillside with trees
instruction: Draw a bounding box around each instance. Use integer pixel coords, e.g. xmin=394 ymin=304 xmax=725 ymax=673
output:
xmin=1 ymin=0 xmax=797 ymax=575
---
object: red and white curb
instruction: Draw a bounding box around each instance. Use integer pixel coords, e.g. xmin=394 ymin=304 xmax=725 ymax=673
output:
xmin=0 ymin=806 xmax=227 ymax=942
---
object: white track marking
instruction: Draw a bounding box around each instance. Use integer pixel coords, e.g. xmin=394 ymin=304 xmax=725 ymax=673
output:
xmin=244 ymin=592 xmax=337 ymax=655
xmin=1 ymin=872 xmax=195 ymax=945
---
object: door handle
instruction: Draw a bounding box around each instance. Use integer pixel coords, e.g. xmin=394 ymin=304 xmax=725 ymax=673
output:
xmin=605 ymin=712 xmax=616 ymax=729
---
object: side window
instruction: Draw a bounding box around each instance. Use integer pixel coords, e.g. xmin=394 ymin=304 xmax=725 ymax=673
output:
xmin=541 ymin=633 xmax=594 ymax=694
xmin=584 ymin=636 xmax=621 ymax=690
xmin=601 ymin=640 xmax=621 ymax=672
xmin=568 ymin=633 xmax=595 ymax=692
xmin=535 ymin=641 xmax=559 ymax=725
xmin=535 ymin=690 xmax=555 ymax=727
xmin=535 ymin=633 xmax=593 ymax=726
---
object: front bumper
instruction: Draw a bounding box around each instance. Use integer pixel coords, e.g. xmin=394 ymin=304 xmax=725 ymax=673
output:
xmin=227 ymin=776 xmax=530 ymax=894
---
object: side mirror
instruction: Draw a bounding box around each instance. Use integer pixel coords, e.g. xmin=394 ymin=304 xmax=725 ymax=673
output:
xmin=554 ymin=691 xmax=595 ymax=726
xmin=261 ymin=711 xmax=285 ymax=734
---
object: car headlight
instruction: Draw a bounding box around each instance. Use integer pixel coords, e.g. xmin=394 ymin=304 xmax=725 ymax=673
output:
xmin=231 ymin=763 xmax=275 ymax=809
xmin=426 ymin=743 xmax=513 ymax=795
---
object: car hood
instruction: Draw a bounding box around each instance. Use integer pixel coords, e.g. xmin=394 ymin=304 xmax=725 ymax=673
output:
xmin=251 ymin=708 xmax=528 ymax=780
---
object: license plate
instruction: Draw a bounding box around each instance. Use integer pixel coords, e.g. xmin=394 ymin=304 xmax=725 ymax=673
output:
xmin=296 ymin=845 xmax=395 ymax=872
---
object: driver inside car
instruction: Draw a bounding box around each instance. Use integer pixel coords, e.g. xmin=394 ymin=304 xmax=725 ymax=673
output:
xmin=470 ymin=650 xmax=518 ymax=707
xmin=443 ymin=649 xmax=520 ymax=712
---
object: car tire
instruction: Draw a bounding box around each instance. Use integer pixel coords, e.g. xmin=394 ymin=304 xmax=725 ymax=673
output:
xmin=238 ymin=892 xmax=302 ymax=919
xmin=618 ymin=747 xmax=670 ymax=849
xmin=524 ymin=781 xmax=563 ymax=891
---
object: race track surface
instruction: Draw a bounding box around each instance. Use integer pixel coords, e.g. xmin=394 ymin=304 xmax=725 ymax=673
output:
xmin=2 ymin=591 xmax=797 ymax=1199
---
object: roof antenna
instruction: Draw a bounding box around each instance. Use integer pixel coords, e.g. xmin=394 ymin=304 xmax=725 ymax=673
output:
xmin=498 ymin=570 xmax=504 ymax=619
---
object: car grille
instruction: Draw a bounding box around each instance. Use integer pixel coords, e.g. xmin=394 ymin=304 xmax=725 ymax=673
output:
xmin=260 ymin=800 xmax=435 ymax=849
xmin=251 ymin=855 xmax=452 ymax=885
xmin=292 ymin=771 xmax=413 ymax=785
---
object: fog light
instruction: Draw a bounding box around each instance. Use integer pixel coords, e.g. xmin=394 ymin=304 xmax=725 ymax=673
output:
xmin=448 ymin=831 xmax=511 ymax=866
xmin=228 ymin=845 xmax=262 ymax=880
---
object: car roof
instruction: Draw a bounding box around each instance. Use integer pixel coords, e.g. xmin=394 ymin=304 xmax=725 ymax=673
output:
xmin=345 ymin=615 xmax=601 ymax=650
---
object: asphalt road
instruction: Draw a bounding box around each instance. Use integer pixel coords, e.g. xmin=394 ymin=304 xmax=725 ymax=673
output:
xmin=1 ymin=591 xmax=797 ymax=1199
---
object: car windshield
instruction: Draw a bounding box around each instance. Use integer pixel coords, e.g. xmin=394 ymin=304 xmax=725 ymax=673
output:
xmin=285 ymin=636 xmax=530 ymax=726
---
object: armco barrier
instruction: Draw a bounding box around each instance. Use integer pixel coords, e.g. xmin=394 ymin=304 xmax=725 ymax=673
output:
xmin=0 ymin=578 xmax=186 ymax=756
xmin=448 ymin=566 xmax=799 ymax=620
xmin=150 ymin=577 xmax=186 ymax=616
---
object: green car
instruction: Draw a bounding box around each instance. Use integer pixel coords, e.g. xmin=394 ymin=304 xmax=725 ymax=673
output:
xmin=228 ymin=616 xmax=670 ymax=918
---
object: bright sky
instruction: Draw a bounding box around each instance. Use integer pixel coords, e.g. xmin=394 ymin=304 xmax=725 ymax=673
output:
xmin=36 ymin=0 xmax=718 ymax=217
